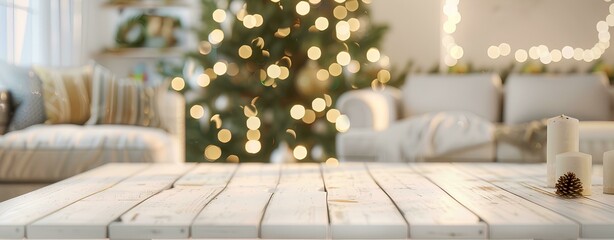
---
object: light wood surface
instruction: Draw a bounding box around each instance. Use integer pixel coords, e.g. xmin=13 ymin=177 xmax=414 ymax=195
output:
xmin=1 ymin=162 xmax=613 ymax=239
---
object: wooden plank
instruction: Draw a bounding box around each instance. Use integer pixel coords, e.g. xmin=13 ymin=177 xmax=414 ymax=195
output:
xmin=411 ymin=163 xmax=579 ymax=239
xmin=261 ymin=192 xmax=328 ymax=239
xmin=461 ymin=163 xmax=614 ymax=238
xmin=275 ymin=163 xmax=324 ymax=192
xmin=0 ymin=163 xmax=146 ymax=214
xmin=470 ymin=163 xmax=614 ymax=208
xmin=587 ymin=186 xmax=614 ymax=208
xmin=191 ymin=189 xmax=273 ymax=238
xmin=498 ymin=180 xmax=614 ymax=238
xmin=108 ymin=163 xmax=238 ymax=239
xmin=323 ymin=163 xmax=408 ymax=239
xmin=367 ymin=163 xmax=487 ymax=239
xmin=109 ymin=187 xmax=222 ymax=239
xmin=225 ymin=163 xmax=280 ymax=190
xmin=260 ymin=163 xmax=327 ymax=239
xmin=26 ymin=163 xmax=195 ymax=239
xmin=173 ymin=163 xmax=237 ymax=188
xmin=0 ymin=163 xmax=148 ymax=239
xmin=190 ymin=163 xmax=281 ymax=238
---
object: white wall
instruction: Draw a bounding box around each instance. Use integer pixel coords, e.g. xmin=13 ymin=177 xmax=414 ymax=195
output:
xmin=371 ymin=0 xmax=613 ymax=73
xmin=370 ymin=0 xmax=441 ymax=72
xmin=82 ymin=1 xmax=613 ymax=76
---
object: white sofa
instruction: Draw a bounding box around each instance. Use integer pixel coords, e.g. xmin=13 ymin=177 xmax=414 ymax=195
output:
xmin=336 ymin=73 xmax=614 ymax=164
xmin=0 ymin=91 xmax=185 ymax=201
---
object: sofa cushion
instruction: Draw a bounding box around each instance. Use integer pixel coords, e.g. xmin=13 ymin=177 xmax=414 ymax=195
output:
xmin=87 ymin=66 xmax=169 ymax=129
xmin=0 ymin=61 xmax=47 ymax=131
xmin=402 ymin=74 xmax=503 ymax=122
xmin=0 ymin=90 xmax=11 ymax=135
xmin=33 ymin=65 xmax=94 ymax=125
xmin=336 ymin=129 xmax=379 ymax=161
xmin=504 ymin=73 xmax=610 ymax=124
xmin=0 ymin=124 xmax=180 ymax=182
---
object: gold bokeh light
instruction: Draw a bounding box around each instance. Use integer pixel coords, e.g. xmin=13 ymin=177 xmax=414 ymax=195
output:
xmin=204 ymin=145 xmax=222 ymax=161
xmin=218 ymin=129 xmax=232 ymax=143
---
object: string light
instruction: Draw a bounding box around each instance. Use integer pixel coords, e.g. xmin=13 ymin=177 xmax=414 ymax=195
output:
xmin=366 ymin=48 xmax=380 ymax=62
xmin=514 ymin=49 xmax=528 ymax=62
xmin=333 ymin=6 xmax=348 ymax=19
xmin=302 ymin=109 xmax=316 ymax=124
xmin=218 ymin=129 xmax=232 ymax=143
xmin=336 ymin=21 xmax=351 ymax=41
xmin=208 ymin=29 xmax=224 ymax=44
xmin=267 ymin=64 xmax=281 ymax=78
xmin=307 ymin=46 xmax=322 ymax=60
xmin=347 ymin=18 xmax=360 ymax=32
xmin=247 ymin=129 xmax=261 ymax=140
xmin=199 ymin=41 xmax=212 ymax=55
xmin=213 ymin=62 xmax=227 ymax=75
xmin=190 ymin=105 xmax=205 ymax=119
xmin=325 ymin=157 xmax=339 ymax=166
xmin=171 ymin=77 xmax=185 ymax=91
xmin=326 ymin=109 xmax=341 ymax=123
xmin=315 ymin=17 xmax=329 ymax=31
xmin=312 ymin=98 xmax=326 ymax=112
xmin=347 ymin=60 xmax=361 ymax=73
xmin=443 ymin=0 xmax=613 ymax=64
xmin=328 ymin=63 xmax=343 ymax=76
xmin=336 ymin=51 xmax=351 ymax=66
xmin=212 ymin=9 xmax=226 ymax=23
xmin=245 ymin=140 xmax=261 ymax=154
xmin=293 ymin=145 xmax=308 ymax=160
xmin=345 ymin=0 xmax=359 ymax=11
xmin=246 ymin=116 xmax=261 ymax=130
xmin=290 ymin=105 xmax=306 ymax=119
xmin=316 ymin=69 xmax=329 ymax=81
xmin=296 ymin=1 xmax=310 ymax=15
xmin=335 ymin=115 xmax=350 ymax=132
xmin=204 ymin=145 xmax=222 ymax=161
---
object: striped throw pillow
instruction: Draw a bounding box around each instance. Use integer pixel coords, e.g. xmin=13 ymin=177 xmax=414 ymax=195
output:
xmin=34 ymin=65 xmax=93 ymax=125
xmin=87 ymin=66 xmax=168 ymax=129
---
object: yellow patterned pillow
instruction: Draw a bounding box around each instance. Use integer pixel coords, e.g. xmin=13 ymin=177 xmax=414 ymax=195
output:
xmin=87 ymin=64 xmax=168 ymax=129
xmin=33 ymin=65 xmax=93 ymax=125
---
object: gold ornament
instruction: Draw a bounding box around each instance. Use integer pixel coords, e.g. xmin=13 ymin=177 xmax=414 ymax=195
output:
xmin=296 ymin=61 xmax=330 ymax=97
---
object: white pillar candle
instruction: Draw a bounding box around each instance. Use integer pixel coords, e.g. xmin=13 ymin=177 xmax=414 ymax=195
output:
xmin=556 ymin=152 xmax=592 ymax=196
xmin=547 ymin=115 xmax=579 ymax=187
xmin=604 ymin=150 xmax=614 ymax=194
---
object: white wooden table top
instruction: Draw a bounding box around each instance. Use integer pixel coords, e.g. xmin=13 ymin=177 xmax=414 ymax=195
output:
xmin=1 ymin=162 xmax=613 ymax=239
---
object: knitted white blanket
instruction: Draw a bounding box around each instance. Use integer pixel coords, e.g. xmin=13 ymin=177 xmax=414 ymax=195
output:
xmin=375 ymin=111 xmax=494 ymax=162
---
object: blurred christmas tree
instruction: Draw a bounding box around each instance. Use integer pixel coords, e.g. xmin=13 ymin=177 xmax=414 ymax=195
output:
xmin=175 ymin=0 xmax=392 ymax=163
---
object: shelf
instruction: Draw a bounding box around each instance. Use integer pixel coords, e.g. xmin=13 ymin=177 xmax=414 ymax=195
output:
xmin=96 ymin=47 xmax=187 ymax=59
xmin=103 ymin=0 xmax=194 ymax=9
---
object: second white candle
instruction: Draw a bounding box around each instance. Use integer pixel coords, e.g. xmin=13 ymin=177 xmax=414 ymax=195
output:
xmin=556 ymin=152 xmax=592 ymax=196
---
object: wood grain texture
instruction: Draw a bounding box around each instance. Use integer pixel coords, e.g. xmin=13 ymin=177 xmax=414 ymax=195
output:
xmin=191 ymin=163 xmax=281 ymax=239
xmin=27 ymin=163 xmax=195 ymax=239
xmin=323 ymin=163 xmax=408 ymax=239
xmin=260 ymin=163 xmax=328 ymax=239
xmin=368 ymin=163 xmax=487 ymax=239
xmin=173 ymin=163 xmax=237 ymax=188
xmin=275 ymin=163 xmax=324 ymax=192
xmin=412 ymin=163 xmax=580 ymax=239
xmin=261 ymin=192 xmax=328 ymax=239
xmin=0 ymin=163 xmax=148 ymax=239
xmin=191 ymin=189 xmax=273 ymax=238
xmin=460 ymin=163 xmax=614 ymax=238
xmin=2 ymin=162 xmax=612 ymax=239
xmin=109 ymin=187 xmax=222 ymax=239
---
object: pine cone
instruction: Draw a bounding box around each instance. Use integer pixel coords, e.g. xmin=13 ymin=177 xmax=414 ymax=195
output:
xmin=555 ymin=172 xmax=583 ymax=198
